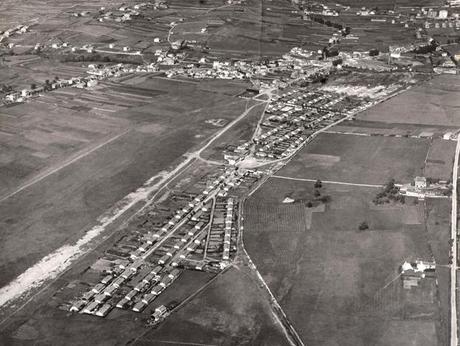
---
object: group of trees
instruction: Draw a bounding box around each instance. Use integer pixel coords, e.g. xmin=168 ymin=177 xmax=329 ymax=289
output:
xmin=358 ymin=221 xmax=369 ymax=231
xmin=30 ymin=76 xmax=59 ymax=91
xmin=0 ymin=84 xmax=12 ymax=94
xmin=412 ymin=40 xmax=438 ymax=54
xmin=373 ymin=179 xmax=405 ymax=205
xmin=57 ymin=53 xmax=142 ymax=65
xmin=306 ymin=179 xmax=331 ymax=208
xmin=309 ymin=15 xmax=351 ymax=36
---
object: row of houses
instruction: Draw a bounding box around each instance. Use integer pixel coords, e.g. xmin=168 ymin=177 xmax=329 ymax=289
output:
xmin=69 ymin=168 xmax=251 ymax=318
xmin=2 ymin=62 xmax=159 ymax=105
xmin=95 ymin=1 xmax=168 ymax=23
xmin=0 ymin=24 xmax=28 ymax=44
xmin=205 ymin=196 xmax=238 ymax=261
xmin=250 ymin=89 xmax=359 ymax=160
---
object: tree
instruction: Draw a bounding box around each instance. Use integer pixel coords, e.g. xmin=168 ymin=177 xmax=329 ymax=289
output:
xmin=369 ymin=48 xmax=379 ymax=57
xmin=319 ymin=195 xmax=331 ymax=203
xmin=359 ymin=221 xmax=369 ymax=231
xmin=307 ymin=201 xmax=313 ymax=208
xmin=30 ymin=83 xmax=36 ymax=90
xmin=44 ymin=79 xmax=51 ymax=91
xmin=314 ymin=179 xmax=322 ymax=188
xmin=1 ymin=84 xmax=12 ymax=93
xmin=314 ymin=189 xmax=321 ymax=197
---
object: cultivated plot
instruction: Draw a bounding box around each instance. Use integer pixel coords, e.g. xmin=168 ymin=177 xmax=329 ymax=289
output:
xmin=357 ymin=75 xmax=460 ymax=127
xmin=244 ymin=178 xmax=445 ymax=346
xmin=277 ymin=132 xmax=430 ymax=185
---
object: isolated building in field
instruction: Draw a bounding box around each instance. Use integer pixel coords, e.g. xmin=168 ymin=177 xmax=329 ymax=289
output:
xmin=414 ymin=176 xmax=427 ymax=190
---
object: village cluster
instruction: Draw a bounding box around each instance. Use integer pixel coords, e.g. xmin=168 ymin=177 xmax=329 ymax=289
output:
xmin=1 ymin=0 xmax=459 ymax=333
xmin=94 ymin=1 xmax=168 ymax=23
xmin=65 ymin=51 xmax=412 ymax=322
xmin=2 ymin=62 xmax=159 ymax=104
xmin=250 ymin=89 xmax=364 ymax=160
xmin=67 ymin=166 xmax=264 ymax=321
xmin=68 ymin=0 xmax=168 ymax=22
xmin=0 ymin=24 xmax=29 ymax=44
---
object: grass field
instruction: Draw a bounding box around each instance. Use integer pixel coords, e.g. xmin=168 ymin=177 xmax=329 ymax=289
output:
xmin=135 ymin=267 xmax=289 ymax=346
xmin=244 ymin=178 xmax=444 ymax=345
xmin=426 ymin=198 xmax=451 ymax=345
xmin=357 ymin=75 xmax=460 ymax=127
xmin=329 ymin=119 xmax=458 ymax=138
xmin=205 ymin=0 xmax=335 ymax=58
xmin=424 ymin=139 xmax=456 ymax=181
xmin=200 ymin=100 xmax=266 ymax=162
xmin=277 ymin=132 xmax=430 ymax=185
xmin=0 ymin=271 xmax=217 ymax=346
xmin=0 ymin=76 xmax=248 ymax=288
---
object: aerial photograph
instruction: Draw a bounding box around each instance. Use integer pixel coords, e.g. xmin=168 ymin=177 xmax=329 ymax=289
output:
xmin=0 ymin=0 xmax=459 ymax=345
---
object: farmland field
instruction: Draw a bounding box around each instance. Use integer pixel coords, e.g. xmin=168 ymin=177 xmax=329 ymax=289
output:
xmin=134 ymin=267 xmax=289 ymax=346
xmin=0 ymin=0 xmax=458 ymax=344
xmin=244 ymin=178 xmax=445 ymax=345
xmin=426 ymin=198 xmax=451 ymax=345
xmin=357 ymin=75 xmax=460 ymax=127
xmin=0 ymin=267 xmax=217 ymax=346
xmin=0 ymin=76 xmax=249 ymax=288
xmin=424 ymin=139 xmax=456 ymax=181
xmin=277 ymin=132 xmax=430 ymax=185
xmin=328 ymin=119 xmax=458 ymax=138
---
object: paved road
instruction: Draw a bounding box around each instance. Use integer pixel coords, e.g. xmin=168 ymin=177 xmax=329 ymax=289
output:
xmin=272 ymin=175 xmax=383 ymax=188
xmin=236 ymin=199 xmax=304 ymax=346
xmin=451 ymin=135 xmax=460 ymax=346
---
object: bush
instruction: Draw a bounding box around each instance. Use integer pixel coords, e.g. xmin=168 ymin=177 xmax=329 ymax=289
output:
xmin=319 ymin=195 xmax=331 ymax=203
xmin=359 ymin=221 xmax=369 ymax=231
xmin=373 ymin=178 xmax=403 ymax=204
